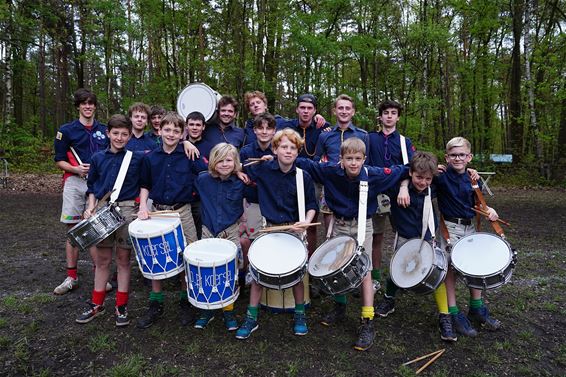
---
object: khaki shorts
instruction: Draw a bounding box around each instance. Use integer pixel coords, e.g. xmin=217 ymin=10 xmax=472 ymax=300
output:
xmin=60 ymin=175 xmax=88 ymax=224
xmin=371 ymin=213 xmax=389 ymax=234
xmin=240 ymin=202 xmax=263 ymax=240
xmin=98 ymin=203 xmax=138 ymax=249
xmin=333 ymin=217 xmax=373 ymax=270
xmin=202 ymin=222 xmax=240 ymax=247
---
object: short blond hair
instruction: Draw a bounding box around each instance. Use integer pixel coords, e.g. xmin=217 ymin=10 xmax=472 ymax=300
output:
xmin=446 ymin=137 xmax=471 ymax=152
xmin=272 ymin=128 xmax=304 ymax=150
xmin=244 ymin=91 xmax=268 ymax=111
xmin=340 ymin=137 xmax=366 ymax=157
xmin=208 ymin=143 xmax=241 ymax=177
xmin=333 ymin=94 xmax=356 ymax=110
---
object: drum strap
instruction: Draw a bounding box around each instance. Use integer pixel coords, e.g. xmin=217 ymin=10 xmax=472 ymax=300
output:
xmin=296 ymin=167 xmax=306 ymax=222
xmin=357 ymin=168 xmax=369 ymax=247
xmin=400 ymin=135 xmax=409 ymax=165
xmin=110 ymin=150 xmax=133 ymax=204
xmin=472 ymin=179 xmax=505 ymax=238
xmin=421 ymin=187 xmax=435 ymax=240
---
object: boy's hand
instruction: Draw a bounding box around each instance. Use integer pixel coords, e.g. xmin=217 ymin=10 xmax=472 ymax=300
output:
xmin=397 ymin=186 xmax=411 ymax=208
xmin=437 ymin=164 xmax=446 ymax=173
xmin=83 ymin=207 xmax=96 ymax=219
xmin=290 ymin=221 xmax=310 ymax=233
xmin=260 ymin=155 xmax=274 ymax=162
xmin=75 ymin=163 xmax=90 ymax=178
xmin=467 ymin=168 xmax=480 ymax=181
xmin=314 ymin=114 xmax=326 ymax=128
xmin=486 ymin=207 xmax=499 ymax=221
xmin=137 ymin=208 xmax=149 ymax=220
xmin=236 ymin=171 xmax=250 ymax=184
xmin=182 ymin=140 xmax=200 ymax=160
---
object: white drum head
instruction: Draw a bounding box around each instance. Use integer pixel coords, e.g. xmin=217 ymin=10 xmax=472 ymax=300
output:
xmin=248 ymin=233 xmax=306 ymax=275
xmin=128 ymin=215 xmax=180 ymax=238
xmin=308 ymin=236 xmax=357 ymax=277
xmin=176 ymin=83 xmax=220 ymax=121
xmin=390 ymin=239 xmax=434 ymax=288
xmin=452 ymin=233 xmax=510 ymax=276
xmin=183 ymin=238 xmax=237 ymax=267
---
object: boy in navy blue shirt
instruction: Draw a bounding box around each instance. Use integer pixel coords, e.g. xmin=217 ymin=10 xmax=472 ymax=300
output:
xmin=75 ymin=114 xmax=144 ymax=326
xmin=374 ymin=151 xmax=457 ymax=342
xmin=126 ymin=102 xmax=157 ymax=152
xmin=146 ymin=105 xmax=165 ymax=146
xmin=235 ymin=129 xmax=318 ymax=340
xmin=436 ymin=137 xmax=501 ymax=337
xmin=368 ymin=100 xmax=415 ymax=292
xmin=136 ymin=112 xmax=207 ymax=329
xmin=296 ymin=137 xmax=407 ymax=351
xmin=203 ymin=96 xmax=246 ymax=149
xmin=53 ymin=88 xmax=109 ymax=295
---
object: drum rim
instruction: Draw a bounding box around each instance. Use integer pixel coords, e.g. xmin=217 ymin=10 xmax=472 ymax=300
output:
xmin=176 ymin=82 xmax=217 ymax=120
xmin=248 ymin=231 xmax=307 ymax=273
xmin=183 ymin=238 xmax=238 ymax=266
xmin=390 ymin=238 xmax=437 ymax=289
xmin=128 ymin=217 xmax=182 ymax=238
xmin=308 ymin=235 xmax=358 ymax=277
xmin=450 ymin=232 xmax=512 ymax=276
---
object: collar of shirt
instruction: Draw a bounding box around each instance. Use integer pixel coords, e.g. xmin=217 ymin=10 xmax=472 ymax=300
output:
xmin=268 ymin=158 xmax=297 ymax=173
xmin=157 ymin=143 xmax=185 ymax=155
xmin=332 ymin=123 xmax=356 ymax=132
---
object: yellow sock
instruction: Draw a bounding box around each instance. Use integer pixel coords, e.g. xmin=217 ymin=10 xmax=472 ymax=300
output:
xmin=433 ymin=283 xmax=449 ymax=314
xmin=361 ymin=306 xmax=374 ymax=320
xmin=223 ymin=304 xmax=234 ymax=311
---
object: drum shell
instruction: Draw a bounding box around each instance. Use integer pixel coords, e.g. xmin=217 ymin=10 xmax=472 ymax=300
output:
xmin=390 ymin=239 xmax=447 ymax=295
xmin=248 ymin=232 xmax=308 ymax=290
xmin=451 ymin=233 xmax=516 ymax=290
xmin=176 ymin=83 xmax=221 ymax=121
xmin=260 ymin=274 xmax=311 ymax=313
xmin=67 ymin=205 xmax=125 ymax=251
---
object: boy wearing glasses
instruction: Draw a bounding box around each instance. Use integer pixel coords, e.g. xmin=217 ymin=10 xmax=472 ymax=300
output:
xmin=435 ymin=137 xmax=501 ymax=337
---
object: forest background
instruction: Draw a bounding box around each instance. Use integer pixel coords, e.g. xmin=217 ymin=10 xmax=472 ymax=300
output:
xmin=0 ymin=0 xmax=564 ymax=184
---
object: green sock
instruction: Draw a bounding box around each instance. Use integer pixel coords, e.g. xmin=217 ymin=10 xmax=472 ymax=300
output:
xmin=295 ymin=304 xmax=305 ymax=314
xmin=385 ymin=278 xmax=399 ymax=298
xmin=448 ymin=306 xmax=459 ymax=315
xmin=247 ymin=305 xmax=259 ymax=320
xmin=334 ymin=295 xmax=347 ymax=305
xmin=179 ymin=290 xmax=188 ymax=301
xmin=371 ymin=269 xmax=381 ymax=281
xmin=150 ymin=291 xmax=164 ymax=304
xmin=469 ymin=298 xmax=483 ymax=309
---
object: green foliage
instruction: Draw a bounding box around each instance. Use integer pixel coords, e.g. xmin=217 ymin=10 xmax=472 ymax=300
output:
xmin=107 ymin=353 xmax=146 ymax=377
xmin=88 ymin=334 xmax=117 ymax=353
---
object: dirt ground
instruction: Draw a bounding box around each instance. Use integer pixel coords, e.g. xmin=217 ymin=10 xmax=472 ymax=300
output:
xmin=0 ymin=175 xmax=565 ymax=376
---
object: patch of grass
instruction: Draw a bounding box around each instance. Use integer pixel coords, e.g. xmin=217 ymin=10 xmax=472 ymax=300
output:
xmin=0 ymin=317 xmax=7 ymax=328
xmin=29 ymin=293 xmax=56 ymax=305
xmin=32 ymin=368 xmax=51 ymax=377
xmin=88 ymin=334 xmax=116 ymax=353
xmin=518 ymin=330 xmax=535 ymax=342
xmin=494 ymin=340 xmax=513 ymax=351
xmin=286 ymin=360 xmax=300 ymax=377
xmin=14 ymin=337 xmax=30 ymax=374
xmin=1 ymin=295 xmax=33 ymax=314
xmin=24 ymin=320 xmax=40 ymax=336
xmin=396 ymin=365 xmax=415 ymax=377
xmin=0 ymin=335 xmax=10 ymax=349
xmin=107 ymin=354 xmax=146 ymax=377
xmin=184 ymin=341 xmax=200 ymax=354
xmin=542 ymin=301 xmax=558 ymax=312
xmin=556 ymin=344 xmax=566 ymax=366
xmin=144 ymin=364 xmax=181 ymax=377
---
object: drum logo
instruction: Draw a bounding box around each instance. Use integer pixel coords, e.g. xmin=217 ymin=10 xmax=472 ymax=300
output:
xmin=190 ymin=270 xmax=232 ymax=289
xmin=141 ymin=241 xmax=172 ymax=257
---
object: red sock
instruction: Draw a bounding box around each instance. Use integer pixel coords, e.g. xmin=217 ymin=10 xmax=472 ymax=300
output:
xmin=116 ymin=291 xmax=129 ymax=307
xmin=91 ymin=290 xmax=106 ymax=306
xmin=67 ymin=267 xmax=78 ymax=280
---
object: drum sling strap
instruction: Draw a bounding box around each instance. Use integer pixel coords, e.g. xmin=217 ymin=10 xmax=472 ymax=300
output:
xmin=472 ymin=179 xmax=505 ymax=238
xmin=400 ymin=135 xmax=409 ymax=165
xmin=109 ymin=150 xmax=133 ymax=205
xmin=356 ymin=168 xmax=369 ymax=248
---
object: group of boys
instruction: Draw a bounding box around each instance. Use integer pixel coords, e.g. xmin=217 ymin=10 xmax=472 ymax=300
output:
xmin=54 ymin=87 xmax=502 ymax=351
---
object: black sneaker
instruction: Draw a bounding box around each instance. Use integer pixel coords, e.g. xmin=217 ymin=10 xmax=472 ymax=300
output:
xmin=137 ymin=301 xmax=163 ymax=329
xmin=76 ymin=302 xmax=105 ymax=324
xmin=439 ymin=314 xmax=457 ymax=342
xmin=468 ymin=305 xmax=501 ymax=331
xmin=320 ymin=302 xmax=347 ymax=326
xmin=354 ymin=318 xmax=375 ymax=351
xmin=375 ymin=296 xmax=395 ymax=318
xmin=451 ymin=312 xmax=478 ymax=337
xmin=179 ymin=299 xmax=196 ymax=327
xmin=115 ymin=305 xmax=130 ymax=327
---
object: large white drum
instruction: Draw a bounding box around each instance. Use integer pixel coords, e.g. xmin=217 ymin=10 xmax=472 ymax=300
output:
xmin=176 ymin=83 xmax=222 ymax=121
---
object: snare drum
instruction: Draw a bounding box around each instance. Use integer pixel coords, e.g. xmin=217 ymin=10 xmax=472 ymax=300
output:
xmin=451 ymin=233 xmax=516 ymax=290
xmin=129 ymin=215 xmax=186 ymax=280
xmin=67 ymin=204 xmax=125 ymax=251
xmin=260 ymin=274 xmax=310 ymax=313
xmin=184 ymin=238 xmax=239 ymax=310
xmin=248 ymin=232 xmax=307 ymax=290
xmin=176 ymin=83 xmax=222 ymax=121
xmin=308 ymin=235 xmax=371 ymax=295
xmin=390 ymin=239 xmax=447 ymax=294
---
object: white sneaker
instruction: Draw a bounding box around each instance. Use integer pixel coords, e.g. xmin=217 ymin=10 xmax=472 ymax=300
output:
xmin=372 ymin=279 xmax=381 ymax=293
xmin=105 ymin=282 xmax=113 ymax=292
xmin=53 ymin=276 xmax=78 ymax=295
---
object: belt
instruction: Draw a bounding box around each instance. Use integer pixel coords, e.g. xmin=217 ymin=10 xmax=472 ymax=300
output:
xmin=154 ymin=203 xmax=186 ymax=211
xmin=266 ymin=221 xmax=294 ymax=227
xmin=114 ymin=200 xmax=138 ymax=207
xmin=334 ymin=215 xmax=355 ymax=222
xmin=444 ymin=217 xmax=472 ymax=226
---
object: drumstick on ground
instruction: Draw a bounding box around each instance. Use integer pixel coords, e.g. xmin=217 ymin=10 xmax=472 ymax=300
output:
xmin=402 ymin=349 xmax=445 ymax=366
xmin=471 ymin=207 xmax=511 ymax=226
xmin=259 ymin=222 xmax=321 ymax=232
xmin=415 ymin=349 xmax=445 ymax=374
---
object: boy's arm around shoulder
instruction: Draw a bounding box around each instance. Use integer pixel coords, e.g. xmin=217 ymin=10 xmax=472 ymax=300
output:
xmin=366 ymin=164 xmax=409 ymax=192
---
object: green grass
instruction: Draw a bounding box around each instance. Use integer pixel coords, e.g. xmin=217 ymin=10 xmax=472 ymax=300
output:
xmin=29 ymin=293 xmax=56 ymax=305
xmin=286 ymin=360 xmax=300 ymax=376
xmin=24 ymin=320 xmax=40 ymax=336
xmin=0 ymin=335 xmax=10 ymax=349
xmin=88 ymin=334 xmax=116 ymax=353
xmin=107 ymin=354 xmax=146 ymax=377
xmin=0 ymin=318 xmax=6 ymax=328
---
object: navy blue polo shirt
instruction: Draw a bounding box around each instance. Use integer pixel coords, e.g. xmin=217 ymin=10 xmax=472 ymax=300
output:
xmin=187 ymin=137 xmax=215 ymax=162
xmin=246 ymin=159 xmax=317 ymax=224
xmin=280 ymin=118 xmax=330 ymax=159
xmin=314 ymin=123 xmax=369 ymax=163
xmin=145 ymin=130 xmax=161 ymax=146
xmin=195 ymin=172 xmax=245 ymax=236
xmin=203 ymin=122 xmax=246 ymax=149
xmin=368 ymin=129 xmax=415 ymax=167
xmin=140 ymin=143 xmax=207 ymax=205
xmin=434 ymin=166 xmax=480 ymax=219
xmin=240 ymin=142 xmax=274 ymax=204
xmin=54 ymin=119 xmax=108 ymax=164
xmin=126 ymin=132 xmax=158 ymax=152
xmin=87 ymin=149 xmax=144 ymax=201
xmin=296 ymin=158 xmax=408 ymax=219
xmin=244 ymin=115 xmax=288 ymax=145
xmin=388 ymin=183 xmax=437 ymax=240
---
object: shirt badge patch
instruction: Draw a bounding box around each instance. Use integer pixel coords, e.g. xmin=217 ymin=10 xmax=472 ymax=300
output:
xmin=56 ymin=131 xmax=63 ymax=140
xmin=384 ymin=167 xmax=392 ymax=175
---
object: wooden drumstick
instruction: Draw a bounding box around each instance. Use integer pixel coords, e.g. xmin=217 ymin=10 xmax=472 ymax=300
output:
xmin=402 ymin=349 xmax=445 ymax=366
xmin=243 ymin=160 xmax=263 ymax=167
xmin=259 ymin=222 xmax=321 ymax=232
xmin=416 ymin=349 xmax=445 ymax=374
xmin=471 ymin=207 xmax=511 ymax=226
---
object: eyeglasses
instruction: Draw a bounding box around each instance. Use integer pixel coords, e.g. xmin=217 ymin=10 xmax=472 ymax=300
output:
xmin=447 ymin=153 xmax=470 ymax=160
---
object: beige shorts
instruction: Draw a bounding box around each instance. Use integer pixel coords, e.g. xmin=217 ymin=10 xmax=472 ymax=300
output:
xmin=240 ymin=202 xmax=263 ymax=240
xmin=202 ymin=222 xmax=240 ymax=247
xmin=60 ymin=175 xmax=88 ymax=224
xmin=371 ymin=213 xmax=389 ymax=234
xmin=332 ymin=217 xmax=373 ymax=270
xmin=98 ymin=203 xmax=138 ymax=249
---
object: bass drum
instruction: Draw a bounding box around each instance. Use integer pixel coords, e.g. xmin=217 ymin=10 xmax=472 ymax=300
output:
xmin=176 ymin=83 xmax=222 ymax=121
